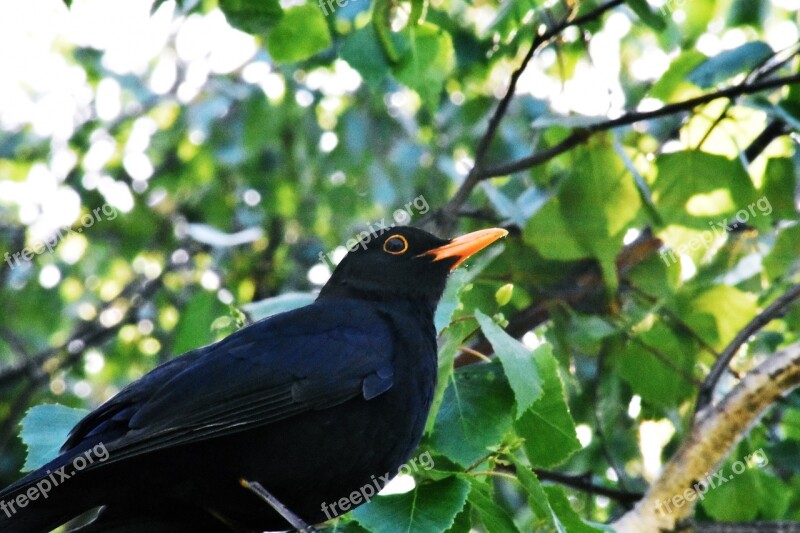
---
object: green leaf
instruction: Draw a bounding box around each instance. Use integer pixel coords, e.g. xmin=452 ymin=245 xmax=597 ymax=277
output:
xmin=764 ymin=223 xmax=800 ymax=281
xmin=372 ymin=0 xmax=402 ymax=62
xmin=649 ymin=50 xmax=707 ymax=101
xmin=525 ymin=197 xmax=586 ymax=261
xmin=466 ymin=478 xmax=519 ymax=533
xmin=726 ymin=0 xmax=769 ymax=29
xmin=505 ymin=455 xmax=556 ymax=527
xmin=684 ymin=285 xmax=758 ymax=349
xmin=558 ymin=142 xmax=641 ymax=289
xmin=352 ymin=477 xmax=470 ymax=533
xmin=341 ymin=25 xmax=392 ymax=88
xmin=425 ymin=319 xmax=475 ymax=434
xmin=625 ymin=0 xmax=666 ymax=31
xmin=617 ymin=323 xmax=696 ymax=408
xmin=430 ymin=361 xmax=514 ymax=467
xmin=688 ymin=41 xmax=773 ymax=89
xmin=544 ymin=486 xmax=608 ymax=532
xmin=20 ymin=404 xmax=89 ymax=471
xmin=652 ymin=151 xmax=758 ymax=231
xmin=475 ymin=310 xmax=542 ymax=417
xmin=172 ymin=290 xmax=228 ymax=354
xmin=700 ymin=467 xmax=760 ymax=521
xmin=435 ymin=269 xmax=469 ymax=334
xmin=505 ymin=454 xmax=568 ymax=533
xmin=566 ymin=314 xmax=617 ymax=354
xmin=218 ymin=0 xmax=283 ymax=34
xmin=266 ymin=4 xmax=332 ymax=63
xmin=393 ymin=23 xmax=455 ymax=112
xmin=762 ymin=158 xmax=797 ymax=222
xmin=514 ymin=345 xmax=581 ymax=468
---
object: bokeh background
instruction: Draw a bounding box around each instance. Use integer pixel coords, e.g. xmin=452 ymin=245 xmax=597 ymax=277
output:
xmin=1 ymin=0 xmax=800 ymax=530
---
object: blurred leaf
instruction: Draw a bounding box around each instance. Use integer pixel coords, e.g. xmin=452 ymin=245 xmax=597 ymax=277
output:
xmin=688 ymin=41 xmax=773 ymax=88
xmin=558 ymin=142 xmax=641 ymax=288
xmin=525 ymin=197 xmax=586 ymax=260
xmin=652 ymin=151 xmax=758 ymax=230
xmin=649 ymin=50 xmax=706 ymax=101
xmin=764 ymin=224 xmax=800 ymax=281
xmin=352 ymin=476 xmax=470 ymax=533
xmin=726 ymin=0 xmax=769 ymax=28
xmin=266 ymin=4 xmax=332 ymax=63
xmin=172 ymin=290 xmax=228 ymax=354
xmin=20 ymin=404 xmax=89 ymax=471
xmin=218 ymin=0 xmax=283 ymax=34
xmin=762 ymin=158 xmax=797 ymax=222
xmin=625 ymin=0 xmax=666 ymax=31
xmin=685 ymin=285 xmax=758 ymax=349
xmin=700 ymin=467 xmax=759 ymax=521
xmin=617 ymin=323 xmax=695 ymax=408
xmin=393 ymin=22 xmax=454 ymax=112
xmin=341 ymin=25 xmax=392 ymax=88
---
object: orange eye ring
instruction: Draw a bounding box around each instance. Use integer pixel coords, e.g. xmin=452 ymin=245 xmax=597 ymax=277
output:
xmin=383 ymin=235 xmax=409 ymax=255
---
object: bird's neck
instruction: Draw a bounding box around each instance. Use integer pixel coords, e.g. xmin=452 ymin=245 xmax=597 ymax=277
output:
xmin=317 ymin=292 xmax=438 ymax=326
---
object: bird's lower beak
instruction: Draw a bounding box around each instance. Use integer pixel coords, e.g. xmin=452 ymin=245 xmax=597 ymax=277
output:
xmin=421 ymin=228 xmax=509 ymax=270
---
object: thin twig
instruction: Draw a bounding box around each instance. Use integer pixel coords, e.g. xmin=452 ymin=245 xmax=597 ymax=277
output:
xmin=479 ymin=73 xmax=800 ymax=178
xmin=436 ymin=0 xmax=625 ymax=232
xmin=695 ymin=283 xmax=800 ymax=414
xmin=240 ymin=479 xmax=318 ymax=533
xmin=533 ymin=468 xmax=643 ymax=504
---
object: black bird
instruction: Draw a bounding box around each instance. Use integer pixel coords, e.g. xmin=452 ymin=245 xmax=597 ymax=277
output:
xmin=0 ymin=226 xmax=507 ymax=532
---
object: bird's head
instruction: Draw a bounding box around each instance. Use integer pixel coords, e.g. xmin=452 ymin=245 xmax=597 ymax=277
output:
xmin=318 ymin=227 xmax=508 ymax=305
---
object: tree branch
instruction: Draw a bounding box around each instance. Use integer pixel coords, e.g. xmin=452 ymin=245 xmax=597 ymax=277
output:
xmin=613 ymin=341 xmax=800 ymax=532
xmin=0 ymin=272 xmax=167 ymax=390
xmin=479 ymin=73 xmax=800 ymax=179
xmin=435 ymin=0 xmax=625 ymax=233
xmin=694 ymin=283 xmax=800 ymax=414
xmin=533 ymin=468 xmax=642 ymax=505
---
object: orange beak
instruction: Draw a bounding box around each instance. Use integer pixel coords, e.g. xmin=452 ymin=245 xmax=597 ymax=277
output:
xmin=421 ymin=228 xmax=509 ymax=270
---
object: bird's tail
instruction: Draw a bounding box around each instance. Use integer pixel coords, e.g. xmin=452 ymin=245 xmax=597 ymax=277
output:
xmin=0 ymin=453 xmax=101 ymax=532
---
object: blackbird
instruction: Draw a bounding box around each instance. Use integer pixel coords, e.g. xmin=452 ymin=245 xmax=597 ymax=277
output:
xmin=0 ymin=226 xmax=507 ymax=532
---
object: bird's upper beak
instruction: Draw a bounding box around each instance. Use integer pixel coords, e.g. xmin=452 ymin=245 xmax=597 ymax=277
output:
xmin=421 ymin=228 xmax=509 ymax=270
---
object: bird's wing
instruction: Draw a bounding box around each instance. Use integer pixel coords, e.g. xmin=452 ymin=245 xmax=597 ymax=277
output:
xmin=63 ymin=299 xmax=395 ymax=466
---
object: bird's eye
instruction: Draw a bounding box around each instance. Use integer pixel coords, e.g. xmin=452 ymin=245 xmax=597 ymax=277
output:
xmin=383 ymin=235 xmax=408 ymax=255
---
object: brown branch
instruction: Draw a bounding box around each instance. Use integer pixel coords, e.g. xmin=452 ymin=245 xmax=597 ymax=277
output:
xmin=0 ymin=272 xmax=167 ymax=390
xmin=613 ymin=341 xmax=800 ymax=532
xmin=478 ymin=73 xmax=800 ymax=178
xmin=454 ymin=229 xmax=663 ymax=367
xmin=694 ymin=283 xmax=800 ymax=415
xmin=533 ymin=468 xmax=643 ymax=505
xmin=744 ymin=119 xmax=790 ymax=163
xmin=436 ymin=0 xmax=625 ymax=233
